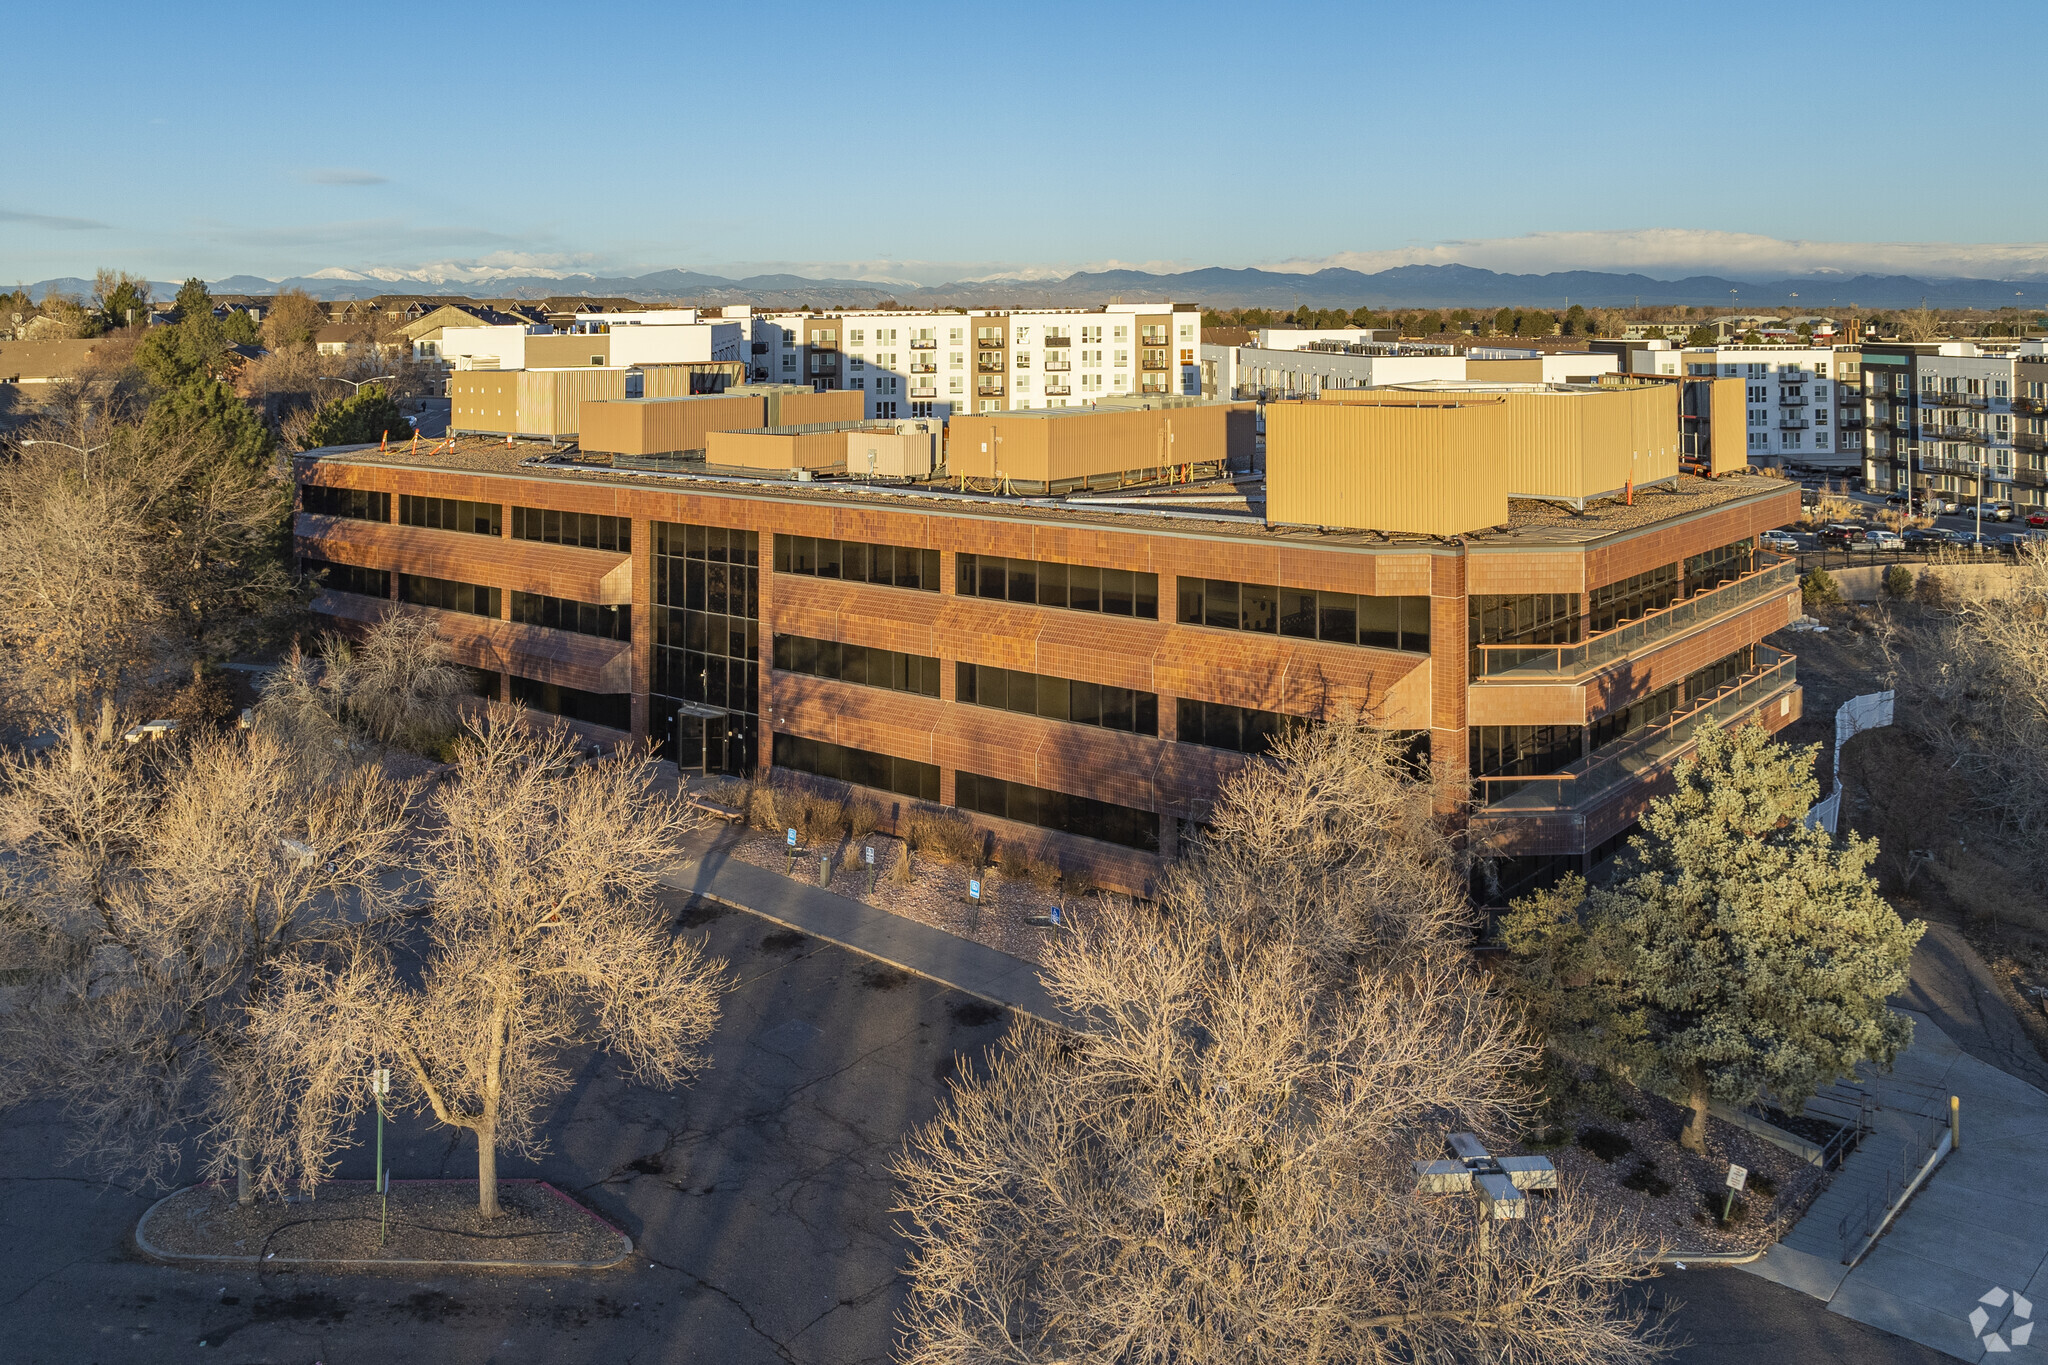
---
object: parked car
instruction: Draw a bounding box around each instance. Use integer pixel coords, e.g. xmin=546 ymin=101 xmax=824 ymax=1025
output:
xmin=2001 ymin=530 xmax=2048 ymax=555
xmin=1884 ymin=492 xmax=1909 ymax=507
xmin=1950 ymin=531 xmax=2000 ymax=554
xmin=1759 ymin=529 xmax=1800 ymax=553
xmin=1990 ymin=502 xmax=2016 ymax=522
xmin=1819 ymin=523 xmax=1865 ymax=548
xmin=1901 ymin=526 xmax=1948 ymax=549
xmin=1864 ymin=529 xmax=1905 ymax=552
xmin=2029 ymin=511 xmax=2048 ymax=528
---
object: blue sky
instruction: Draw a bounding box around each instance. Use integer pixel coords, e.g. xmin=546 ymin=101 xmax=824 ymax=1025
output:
xmin=5 ymin=0 xmax=2046 ymax=285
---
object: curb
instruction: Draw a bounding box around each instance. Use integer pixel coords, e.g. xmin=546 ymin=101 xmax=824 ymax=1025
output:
xmin=1657 ymin=1246 xmax=1770 ymax=1266
xmin=134 ymin=1179 xmax=634 ymax=1272
xmin=665 ymin=874 xmax=1069 ymax=1029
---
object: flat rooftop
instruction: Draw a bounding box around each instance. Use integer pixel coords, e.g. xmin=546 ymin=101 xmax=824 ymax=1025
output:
xmin=301 ymin=437 xmax=1792 ymax=552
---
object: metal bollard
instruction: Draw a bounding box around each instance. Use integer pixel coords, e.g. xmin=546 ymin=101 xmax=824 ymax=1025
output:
xmin=818 ymin=854 xmax=831 ymax=887
xmin=1951 ymin=1095 xmax=1961 ymax=1150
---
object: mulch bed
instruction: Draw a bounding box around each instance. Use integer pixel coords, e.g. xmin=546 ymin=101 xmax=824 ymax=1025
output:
xmin=1527 ymin=1080 xmax=1825 ymax=1256
xmin=721 ymin=827 xmax=1070 ymax=965
xmin=137 ymin=1180 xmax=632 ymax=1269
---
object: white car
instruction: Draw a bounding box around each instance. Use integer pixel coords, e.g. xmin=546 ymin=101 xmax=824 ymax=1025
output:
xmin=1864 ymin=529 xmax=1904 ymax=552
xmin=1759 ymin=530 xmax=1799 ymax=553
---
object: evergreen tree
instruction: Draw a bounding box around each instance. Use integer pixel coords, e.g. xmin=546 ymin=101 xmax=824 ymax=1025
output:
xmin=1493 ymin=306 xmax=1514 ymax=335
xmin=221 ymin=309 xmax=261 ymax=346
xmin=1503 ymin=721 xmax=1922 ymax=1153
xmin=136 ymin=311 xmax=231 ymax=389
xmin=143 ymin=379 xmax=276 ymax=471
xmin=304 ymin=384 xmax=404 ymax=449
xmin=174 ymin=277 xmax=213 ymax=322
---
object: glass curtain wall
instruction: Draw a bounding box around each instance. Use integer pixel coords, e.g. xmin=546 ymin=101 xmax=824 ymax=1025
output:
xmin=652 ymin=521 xmax=760 ymax=775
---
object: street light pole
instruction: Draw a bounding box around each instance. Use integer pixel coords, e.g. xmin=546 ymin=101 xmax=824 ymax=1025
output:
xmin=20 ymin=437 xmax=110 ymax=480
xmin=319 ymin=374 xmax=395 ymax=394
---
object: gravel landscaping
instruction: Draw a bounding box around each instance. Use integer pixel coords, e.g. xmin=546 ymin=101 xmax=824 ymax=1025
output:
xmin=137 ymin=1179 xmax=632 ymax=1269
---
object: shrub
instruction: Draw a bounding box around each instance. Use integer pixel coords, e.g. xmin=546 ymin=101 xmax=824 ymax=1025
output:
xmin=847 ymin=796 xmax=883 ymax=843
xmin=905 ymin=809 xmax=982 ymax=866
xmin=888 ymin=844 xmax=917 ymax=885
xmin=995 ymin=843 xmax=1032 ymax=881
xmin=1914 ymin=568 xmax=1946 ymax=606
xmin=743 ymin=780 xmax=779 ymax=833
xmin=1801 ymin=568 xmax=1843 ymax=606
xmin=1883 ymin=564 xmax=1914 ymax=599
xmin=793 ymin=787 xmax=847 ymax=844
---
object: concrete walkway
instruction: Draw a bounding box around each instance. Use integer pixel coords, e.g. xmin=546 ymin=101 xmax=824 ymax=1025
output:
xmin=659 ymin=827 xmax=1071 ymax=1026
xmin=1744 ymin=1010 xmax=2048 ymax=1361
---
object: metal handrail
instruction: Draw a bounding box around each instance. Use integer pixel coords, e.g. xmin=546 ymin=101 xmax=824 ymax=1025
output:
xmin=1473 ymin=648 xmax=1799 ymax=813
xmin=1473 ymin=559 xmax=1798 ymax=679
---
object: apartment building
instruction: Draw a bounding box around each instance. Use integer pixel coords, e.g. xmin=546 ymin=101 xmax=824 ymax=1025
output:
xmin=1860 ymin=340 xmax=2047 ymax=514
xmin=1680 ymin=344 xmax=1863 ymax=471
xmin=294 ymin=387 xmax=1800 ymax=901
xmin=747 ymin=302 xmax=1202 ymax=421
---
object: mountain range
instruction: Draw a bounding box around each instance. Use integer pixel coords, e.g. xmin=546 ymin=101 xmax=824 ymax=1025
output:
xmin=21 ymin=264 xmax=2048 ymax=312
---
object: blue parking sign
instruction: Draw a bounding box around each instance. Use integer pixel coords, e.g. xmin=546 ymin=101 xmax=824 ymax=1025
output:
xmin=968 ymin=879 xmax=981 ymax=901
xmin=785 ymin=828 xmax=798 ymax=847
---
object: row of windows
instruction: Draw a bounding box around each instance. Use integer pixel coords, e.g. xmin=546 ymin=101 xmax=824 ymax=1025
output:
xmin=656 ymin=522 xmax=759 ymax=565
xmin=511 ymin=506 xmax=630 ymax=553
xmin=305 ymin=557 xmax=389 ymax=599
xmin=1470 ymin=593 xmax=1578 ymax=648
xmin=508 ymin=676 xmax=630 ymax=731
xmin=303 ymin=486 xmax=389 ymax=522
xmin=509 ymin=590 xmax=631 ymax=641
xmin=399 ymin=494 xmax=501 ymax=537
xmin=955 ymin=663 xmax=1158 ymax=735
xmin=954 ymin=553 xmax=1160 ymax=619
xmin=1176 ymin=578 xmax=1431 ymax=653
xmin=955 ymin=771 xmax=1160 ymax=853
xmin=398 ymin=573 xmax=498 ymax=618
xmin=1587 ymin=563 xmax=1680 ymax=634
xmin=657 ymin=605 xmax=755 ymax=659
xmin=1175 ymin=698 xmax=1291 ymax=755
xmin=772 ymin=733 xmax=941 ymax=805
xmin=774 ymin=634 xmax=942 ymax=697
xmin=773 ymin=534 xmax=942 ymax=591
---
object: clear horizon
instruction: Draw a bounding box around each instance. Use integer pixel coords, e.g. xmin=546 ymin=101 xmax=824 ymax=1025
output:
xmin=5 ymin=1 xmax=2045 ymax=286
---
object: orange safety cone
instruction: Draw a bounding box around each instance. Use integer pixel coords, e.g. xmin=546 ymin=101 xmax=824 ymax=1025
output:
xmin=379 ymin=429 xmax=387 ymax=452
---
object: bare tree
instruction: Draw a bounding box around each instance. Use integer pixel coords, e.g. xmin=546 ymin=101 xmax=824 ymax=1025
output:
xmin=0 ymin=417 xmax=295 ymax=744
xmin=0 ymin=728 xmax=414 ymax=1200
xmin=257 ymin=609 xmax=474 ymax=767
xmin=1166 ymin=719 xmax=1474 ymax=976
xmin=895 ymin=724 xmax=1663 ymax=1365
xmin=243 ymin=706 xmax=729 ymax=1216
xmin=1893 ymin=545 xmax=2048 ymax=837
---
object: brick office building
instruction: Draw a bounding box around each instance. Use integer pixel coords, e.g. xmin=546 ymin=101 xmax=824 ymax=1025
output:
xmin=295 ymin=389 xmax=1801 ymax=899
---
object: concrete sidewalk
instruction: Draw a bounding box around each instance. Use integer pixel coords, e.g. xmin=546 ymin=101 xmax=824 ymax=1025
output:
xmin=1744 ymin=1011 xmax=2048 ymax=1362
xmin=659 ymin=828 xmax=1071 ymax=1026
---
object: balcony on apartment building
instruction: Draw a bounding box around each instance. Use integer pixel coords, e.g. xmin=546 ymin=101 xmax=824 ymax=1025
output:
xmin=1043 ymin=359 xmax=1071 ymax=372
xmin=1779 ymin=393 xmax=1809 ymax=406
xmin=977 ymin=379 xmax=1005 ymax=396
xmin=2016 ymin=464 xmax=2046 ymax=487
xmin=1471 ymin=559 xmax=1798 ymax=684
xmin=910 ymin=361 xmax=936 ymax=374
xmin=1472 ymin=646 xmax=1800 ymax=823
xmin=1141 ymin=351 xmax=1171 ymax=370
xmin=2016 ymin=396 xmax=2046 ymax=416
xmin=1043 ymin=384 xmax=1072 ymax=396
xmin=2017 ymin=432 xmax=2048 ymax=452
xmin=1779 ymin=417 xmax=1809 ymax=430
xmin=976 ymin=336 xmax=1005 ymax=349
xmin=909 ymin=387 xmax=938 ymax=400
xmin=976 ymin=357 xmax=1006 ymax=374
xmin=910 ymin=338 xmax=936 ymax=350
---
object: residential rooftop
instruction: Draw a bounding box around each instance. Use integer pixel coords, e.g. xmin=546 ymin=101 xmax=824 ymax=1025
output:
xmin=301 ymin=437 xmax=1791 ymax=552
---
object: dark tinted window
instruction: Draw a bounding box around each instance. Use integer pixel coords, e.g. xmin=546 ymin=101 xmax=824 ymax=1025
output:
xmin=302 ymin=485 xmax=389 ymax=521
xmin=957 ymin=553 xmax=1158 ymax=619
xmin=510 ymin=506 xmax=629 ymax=552
xmin=771 ymin=733 xmax=940 ymax=803
xmin=397 ymin=573 xmax=498 ymax=617
xmin=774 ymin=534 xmax=937 ymax=591
xmin=398 ymin=494 xmax=501 ymax=537
xmin=509 ymin=590 xmax=631 ymax=641
xmin=1181 ymin=577 xmax=1428 ymax=653
xmin=774 ymin=634 xmax=940 ymax=697
xmin=954 ymin=771 xmax=1158 ymax=852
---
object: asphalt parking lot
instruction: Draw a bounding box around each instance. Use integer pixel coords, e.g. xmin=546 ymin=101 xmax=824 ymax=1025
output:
xmin=0 ymin=892 xmax=1008 ymax=1365
xmin=0 ymin=890 xmax=1951 ymax=1365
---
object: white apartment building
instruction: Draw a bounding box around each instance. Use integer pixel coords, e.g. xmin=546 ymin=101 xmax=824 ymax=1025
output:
xmin=746 ymin=303 xmax=1201 ymax=421
xmin=1681 ymin=344 xmax=1864 ymax=471
xmin=1911 ymin=345 xmax=2021 ymax=507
